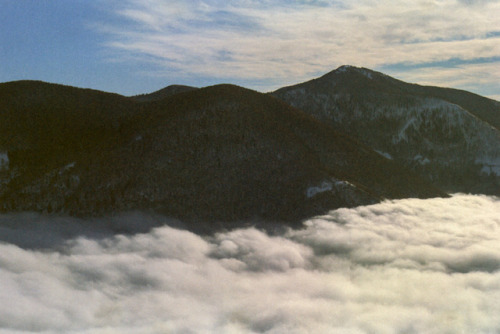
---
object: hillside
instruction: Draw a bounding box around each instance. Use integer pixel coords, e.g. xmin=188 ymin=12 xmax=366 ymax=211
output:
xmin=0 ymin=81 xmax=444 ymax=231
xmin=273 ymin=66 xmax=500 ymax=195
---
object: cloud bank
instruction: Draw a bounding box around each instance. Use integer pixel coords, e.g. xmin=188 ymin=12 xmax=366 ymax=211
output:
xmin=1 ymin=194 xmax=500 ymax=333
xmin=98 ymin=0 xmax=500 ymax=97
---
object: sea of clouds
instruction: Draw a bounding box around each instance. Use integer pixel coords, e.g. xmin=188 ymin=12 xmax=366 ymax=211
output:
xmin=1 ymin=194 xmax=500 ymax=333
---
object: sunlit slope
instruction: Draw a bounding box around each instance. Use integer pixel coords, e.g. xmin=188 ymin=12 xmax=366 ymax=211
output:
xmin=273 ymin=65 xmax=500 ymax=195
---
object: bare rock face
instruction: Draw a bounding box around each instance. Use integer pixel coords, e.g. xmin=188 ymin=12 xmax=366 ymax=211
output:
xmin=272 ymin=65 xmax=500 ymax=195
xmin=0 ymin=80 xmax=444 ymax=231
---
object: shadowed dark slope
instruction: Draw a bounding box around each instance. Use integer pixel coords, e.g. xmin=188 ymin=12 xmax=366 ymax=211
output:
xmin=0 ymin=80 xmax=138 ymax=171
xmin=131 ymin=85 xmax=197 ymax=102
xmin=0 ymin=81 xmax=444 ymax=231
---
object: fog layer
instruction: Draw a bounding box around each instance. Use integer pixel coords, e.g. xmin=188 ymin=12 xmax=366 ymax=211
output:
xmin=1 ymin=194 xmax=499 ymax=333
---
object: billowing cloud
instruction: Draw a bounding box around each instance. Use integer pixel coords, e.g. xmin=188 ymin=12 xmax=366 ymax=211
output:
xmin=97 ymin=0 xmax=500 ymax=97
xmin=1 ymin=194 xmax=500 ymax=333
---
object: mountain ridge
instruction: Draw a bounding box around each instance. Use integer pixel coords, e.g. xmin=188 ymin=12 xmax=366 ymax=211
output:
xmin=131 ymin=84 xmax=197 ymax=102
xmin=0 ymin=80 xmax=445 ymax=231
xmin=272 ymin=65 xmax=500 ymax=196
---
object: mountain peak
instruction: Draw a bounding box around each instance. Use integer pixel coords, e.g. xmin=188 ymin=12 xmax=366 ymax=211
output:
xmin=329 ymin=65 xmax=383 ymax=80
xmin=273 ymin=65 xmax=390 ymax=96
xmin=335 ymin=64 xmax=355 ymax=72
xmin=272 ymin=66 xmax=500 ymax=197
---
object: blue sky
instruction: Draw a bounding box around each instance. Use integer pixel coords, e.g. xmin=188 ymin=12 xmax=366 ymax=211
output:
xmin=1 ymin=0 xmax=500 ymax=99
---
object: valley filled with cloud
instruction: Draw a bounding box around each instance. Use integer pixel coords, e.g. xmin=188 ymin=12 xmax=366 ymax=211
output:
xmin=1 ymin=194 xmax=500 ymax=333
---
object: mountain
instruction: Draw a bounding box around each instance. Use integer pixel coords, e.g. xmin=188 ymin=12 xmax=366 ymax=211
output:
xmin=0 ymin=80 xmax=443 ymax=231
xmin=0 ymin=80 xmax=138 ymax=169
xmin=272 ymin=65 xmax=500 ymax=195
xmin=131 ymin=85 xmax=197 ymax=102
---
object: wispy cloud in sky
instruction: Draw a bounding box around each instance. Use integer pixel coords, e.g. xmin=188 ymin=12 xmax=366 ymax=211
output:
xmin=99 ymin=0 xmax=500 ymax=96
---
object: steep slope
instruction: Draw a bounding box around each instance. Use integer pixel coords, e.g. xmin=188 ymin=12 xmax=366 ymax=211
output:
xmin=0 ymin=80 xmax=139 ymax=178
xmin=0 ymin=80 xmax=141 ymax=218
xmin=272 ymin=66 xmax=500 ymax=195
xmin=0 ymin=81 xmax=443 ymax=230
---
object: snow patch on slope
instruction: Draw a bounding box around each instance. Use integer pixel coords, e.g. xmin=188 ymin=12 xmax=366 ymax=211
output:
xmin=375 ymin=150 xmax=393 ymax=160
xmin=307 ymin=181 xmax=333 ymax=198
xmin=477 ymin=157 xmax=500 ymax=176
xmin=0 ymin=152 xmax=8 ymax=171
xmin=336 ymin=65 xmax=352 ymax=73
xmin=414 ymin=154 xmax=431 ymax=165
xmin=335 ymin=65 xmax=373 ymax=79
xmin=393 ymin=117 xmax=417 ymax=143
xmin=358 ymin=68 xmax=373 ymax=79
xmin=306 ymin=179 xmax=355 ymax=198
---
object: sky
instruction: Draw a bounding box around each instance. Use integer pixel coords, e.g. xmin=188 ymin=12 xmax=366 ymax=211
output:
xmin=1 ymin=194 xmax=500 ymax=333
xmin=1 ymin=0 xmax=500 ymax=100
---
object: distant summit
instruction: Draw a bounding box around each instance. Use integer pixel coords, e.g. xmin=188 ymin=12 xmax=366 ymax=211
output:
xmin=273 ymin=65 xmax=500 ymax=195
